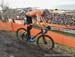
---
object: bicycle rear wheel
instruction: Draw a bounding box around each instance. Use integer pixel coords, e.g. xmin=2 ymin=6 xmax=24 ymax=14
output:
xmin=16 ymin=28 xmax=27 ymax=42
xmin=37 ymin=35 xmax=54 ymax=51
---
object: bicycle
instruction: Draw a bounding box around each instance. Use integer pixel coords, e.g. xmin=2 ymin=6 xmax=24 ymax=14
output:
xmin=16 ymin=26 xmax=54 ymax=51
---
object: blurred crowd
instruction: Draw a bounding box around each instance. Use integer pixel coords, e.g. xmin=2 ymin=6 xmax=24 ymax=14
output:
xmin=14 ymin=9 xmax=75 ymax=26
xmin=43 ymin=10 xmax=75 ymax=26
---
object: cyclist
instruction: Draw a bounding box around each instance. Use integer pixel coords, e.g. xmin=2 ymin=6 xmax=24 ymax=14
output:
xmin=25 ymin=9 xmax=50 ymax=42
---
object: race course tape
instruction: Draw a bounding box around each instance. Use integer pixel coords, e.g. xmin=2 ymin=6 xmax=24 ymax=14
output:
xmin=0 ymin=22 xmax=75 ymax=48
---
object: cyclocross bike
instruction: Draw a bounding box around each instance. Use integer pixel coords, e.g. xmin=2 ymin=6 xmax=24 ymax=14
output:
xmin=16 ymin=26 xmax=54 ymax=51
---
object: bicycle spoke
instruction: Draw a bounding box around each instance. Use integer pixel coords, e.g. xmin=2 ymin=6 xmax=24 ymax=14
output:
xmin=16 ymin=28 xmax=27 ymax=42
xmin=37 ymin=35 xmax=54 ymax=51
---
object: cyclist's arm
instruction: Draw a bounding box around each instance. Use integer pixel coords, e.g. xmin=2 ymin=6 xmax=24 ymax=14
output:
xmin=41 ymin=16 xmax=48 ymax=27
xmin=36 ymin=15 xmax=47 ymax=29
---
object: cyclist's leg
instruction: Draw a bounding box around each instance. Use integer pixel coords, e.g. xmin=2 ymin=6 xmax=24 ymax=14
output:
xmin=27 ymin=24 xmax=32 ymax=40
xmin=25 ymin=15 xmax=34 ymax=42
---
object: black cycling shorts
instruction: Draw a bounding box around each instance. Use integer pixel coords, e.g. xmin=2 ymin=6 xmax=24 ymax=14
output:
xmin=26 ymin=15 xmax=32 ymax=24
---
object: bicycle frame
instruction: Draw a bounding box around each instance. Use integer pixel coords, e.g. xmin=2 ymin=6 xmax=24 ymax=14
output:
xmin=31 ymin=29 xmax=48 ymax=40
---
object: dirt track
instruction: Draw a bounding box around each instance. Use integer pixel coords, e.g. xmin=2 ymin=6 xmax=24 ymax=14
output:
xmin=0 ymin=31 xmax=73 ymax=57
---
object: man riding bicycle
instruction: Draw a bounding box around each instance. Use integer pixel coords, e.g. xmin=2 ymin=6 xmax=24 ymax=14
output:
xmin=25 ymin=9 xmax=50 ymax=42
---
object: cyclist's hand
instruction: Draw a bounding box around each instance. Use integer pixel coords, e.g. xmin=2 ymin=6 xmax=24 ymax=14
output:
xmin=42 ymin=28 xmax=48 ymax=34
xmin=46 ymin=26 xmax=51 ymax=30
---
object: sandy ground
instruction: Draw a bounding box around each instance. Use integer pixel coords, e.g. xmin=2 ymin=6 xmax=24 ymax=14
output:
xmin=0 ymin=30 xmax=74 ymax=57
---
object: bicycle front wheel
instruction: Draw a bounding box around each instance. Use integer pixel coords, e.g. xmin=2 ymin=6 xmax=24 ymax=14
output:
xmin=16 ymin=28 xmax=27 ymax=42
xmin=37 ymin=35 xmax=54 ymax=51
